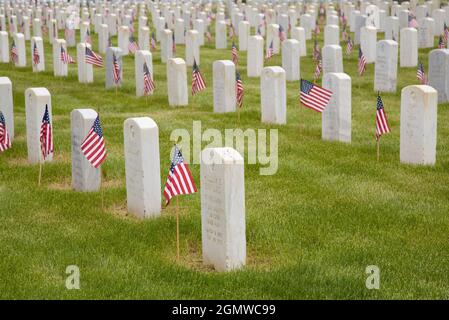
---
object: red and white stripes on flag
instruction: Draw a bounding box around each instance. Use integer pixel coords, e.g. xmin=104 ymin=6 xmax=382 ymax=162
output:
xmin=40 ymin=105 xmax=54 ymax=160
xmin=231 ymin=42 xmax=238 ymax=64
xmin=143 ymin=62 xmax=155 ymax=95
xmin=313 ymin=58 xmax=322 ymax=82
xmin=10 ymin=41 xmax=18 ymax=63
xmin=163 ymin=145 xmax=197 ymax=205
xmin=376 ymin=95 xmax=391 ymax=140
xmin=300 ymin=79 xmax=333 ymax=113
xmin=417 ymin=62 xmax=427 ymax=84
xmin=81 ymin=116 xmax=107 ymax=168
xmin=236 ymin=71 xmax=244 ymax=108
xmin=33 ymin=43 xmax=40 ymax=66
xmin=85 ymin=47 xmax=103 ymax=67
xmin=358 ymin=48 xmax=367 ymax=76
xmin=60 ymin=46 xmax=75 ymax=64
xmin=128 ymin=36 xmax=139 ymax=54
xmin=112 ymin=53 xmax=121 ymax=84
xmin=0 ymin=111 xmax=11 ymax=152
xmin=192 ymin=59 xmax=206 ymax=95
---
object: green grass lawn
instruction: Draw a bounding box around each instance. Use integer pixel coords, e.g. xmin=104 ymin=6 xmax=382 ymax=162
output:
xmin=1 ymin=20 xmax=449 ymax=299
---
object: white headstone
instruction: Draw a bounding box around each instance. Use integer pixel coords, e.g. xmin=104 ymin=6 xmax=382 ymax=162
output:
xmin=167 ymin=58 xmax=188 ymax=106
xmin=238 ymin=20 xmax=250 ymax=51
xmin=118 ymin=25 xmax=130 ymax=55
xmin=71 ymin=109 xmax=101 ymax=192
xmin=77 ymin=43 xmax=94 ymax=83
xmin=175 ymin=19 xmax=185 ymax=44
xmin=201 ymin=147 xmax=246 ymax=272
xmin=247 ymin=35 xmax=264 ymax=77
xmin=282 ymin=39 xmax=300 ymax=81
xmin=213 ymin=60 xmax=236 ymax=113
xmin=98 ymin=24 xmax=109 ymax=54
xmin=105 ymin=47 xmax=123 ymax=89
xmin=215 ymin=20 xmax=227 ymax=49
xmin=0 ymin=77 xmax=13 ymax=140
xmin=31 ymin=37 xmax=45 ymax=72
xmin=324 ymin=25 xmax=340 ymax=46
xmin=400 ymin=28 xmax=418 ymax=67
xmin=160 ymin=29 xmax=173 ymax=63
xmin=354 ymin=14 xmax=367 ymax=45
xmin=139 ymin=26 xmax=150 ymax=51
xmin=360 ymin=26 xmax=377 ymax=63
xmin=291 ymin=27 xmax=307 ymax=57
xmin=261 ymin=66 xmax=286 ymax=124
xmin=25 ymin=87 xmax=53 ymax=164
xmin=186 ymin=30 xmax=199 ymax=66
xmin=267 ymin=23 xmax=280 ymax=53
xmin=428 ymin=49 xmax=449 ymax=103
xmin=322 ymin=73 xmax=352 ymax=143
xmin=53 ymin=39 xmax=68 ymax=77
xmin=13 ymin=33 xmax=26 ymax=67
xmin=374 ymin=40 xmax=398 ymax=93
xmin=0 ymin=31 xmax=9 ymax=63
xmin=135 ymin=50 xmax=153 ymax=97
xmin=418 ymin=17 xmax=435 ymax=48
xmin=322 ymin=45 xmax=344 ymax=75
xmin=385 ymin=16 xmax=399 ymax=41
xmin=400 ymin=85 xmax=438 ymax=165
xmin=124 ymin=117 xmax=161 ymax=218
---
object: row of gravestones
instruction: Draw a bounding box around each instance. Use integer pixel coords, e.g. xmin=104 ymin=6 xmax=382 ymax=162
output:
xmin=0 ymin=81 xmax=246 ymax=272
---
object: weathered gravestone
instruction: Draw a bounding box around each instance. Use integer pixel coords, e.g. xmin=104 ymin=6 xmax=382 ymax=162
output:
xmin=400 ymin=85 xmax=438 ymax=165
xmin=105 ymin=47 xmax=123 ymax=89
xmin=418 ymin=17 xmax=435 ymax=48
xmin=374 ymin=40 xmax=398 ymax=93
xmin=213 ymin=60 xmax=236 ymax=113
xmin=322 ymin=73 xmax=352 ymax=143
xmin=71 ymin=109 xmax=101 ymax=192
xmin=261 ymin=66 xmax=286 ymax=124
xmin=201 ymin=147 xmax=246 ymax=272
xmin=124 ymin=117 xmax=161 ymax=218
xmin=428 ymin=49 xmax=449 ymax=103
xmin=135 ymin=50 xmax=153 ymax=97
xmin=167 ymin=58 xmax=188 ymax=106
xmin=0 ymin=77 xmax=13 ymax=140
xmin=400 ymin=28 xmax=418 ymax=67
xmin=282 ymin=39 xmax=300 ymax=81
xmin=25 ymin=87 xmax=53 ymax=164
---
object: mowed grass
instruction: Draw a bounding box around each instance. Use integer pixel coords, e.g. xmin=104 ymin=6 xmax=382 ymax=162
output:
xmin=1 ymin=19 xmax=449 ymax=299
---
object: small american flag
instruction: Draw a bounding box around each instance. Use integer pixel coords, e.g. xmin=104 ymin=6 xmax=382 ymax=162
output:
xmin=300 ymin=79 xmax=332 ymax=113
xmin=60 ymin=46 xmax=75 ymax=64
xmin=236 ymin=71 xmax=244 ymax=108
xmin=85 ymin=47 xmax=103 ymax=67
xmin=40 ymin=105 xmax=53 ymax=160
xmin=375 ymin=94 xmax=390 ymax=140
xmin=192 ymin=59 xmax=206 ymax=95
xmin=279 ymin=25 xmax=286 ymax=41
xmin=143 ymin=62 xmax=155 ymax=95
xmin=266 ymin=40 xmax=274 ymax=59
xmin=231 ymin=41 xmax=238 ymax=64
xmin=85 ymin=29 xmax=92 ymax=44
xmin=151 ymin=32 xmax=157 ymax=50
xmin=206 ymin=28 xmax=212 ymax=42
xmin=81 ymin=116 xmax=107 ymax=168
xmin=128 ymin=35 xmax=139 ymax=54
xmin=33 ymin=42 xmax=40 ymax=66
xmin=112 ymin=53 xmax=120 ymax=84
xmin=417 ymin=62 xmax=427 ymax=84
xmin=342 ymin=27 xmax=348 ymax=42
xmin=313 ymin=57 xmax=322 ymax=82
xmin=408 ymin=14 xmax=418 ymax=28
xmin=346 ymin=36 xmax=353 ymax=56
xmin=163 ymin=145 xmax=197 ymax=205
xmin=358 ymin=48 xmax=367 ymax=76
xmin=444 ymin=23 xmax=449 ymax=43
xmin=0 ymin=111 xmax=11 ymax=152
xmin=10 ymin=41 xmax=18 ymax=63
xmin=129 ymin=22 xmax=134 ymax=34
xmin=439 ymin=35 xmax=445 ymax=48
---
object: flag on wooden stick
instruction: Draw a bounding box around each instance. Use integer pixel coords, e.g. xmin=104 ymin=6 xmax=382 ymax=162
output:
xmin=231 ymin=41 xmax=238 ymax=64
xmin=417 ymin=62 xmax=427 ymax=84
xmin=10 ymin=41 xmax=18 ymax=63
xmin=236 ymin=71 xmax=244 ymax=108
xmin=33 ymin=42 xmax=40 ymax=66
xmin=163 ymin=145 xmax=197 ymax=205
xmin=375 ymin=94 xmax=391 ymax=140
xmin=358 ymin=48 xmax=367 ymax=76
xmin=192 ymin=59 xmax=206 ymax=95
xmin=85 ymin=47 xmax=103 ymax=67
xmin=143 ymin=62 xmax=155 ymax=95
xmin=112 ymin=53 xmax=121 ymax=84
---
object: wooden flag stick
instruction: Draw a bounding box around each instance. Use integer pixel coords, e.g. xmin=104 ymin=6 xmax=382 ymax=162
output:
xmin=237 ymin=106 xmax=241 ymax=125
xmin=176 ymin=196 xmax=180 ymax=262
